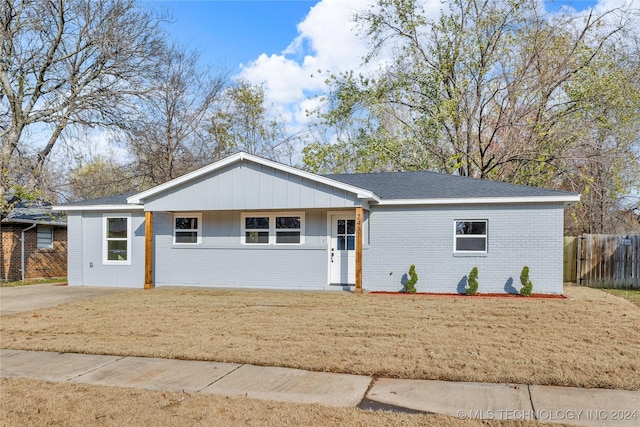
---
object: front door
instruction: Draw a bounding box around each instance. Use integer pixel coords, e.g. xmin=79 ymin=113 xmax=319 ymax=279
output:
xmin=330 ymin=216 xmax=356 ymax=284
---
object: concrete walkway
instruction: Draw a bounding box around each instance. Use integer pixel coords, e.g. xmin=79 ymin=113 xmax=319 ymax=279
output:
xmin=0 ymin=283 xmax=130 ymax=315
xmin=1 ymin=349 xmax=638 ymax=426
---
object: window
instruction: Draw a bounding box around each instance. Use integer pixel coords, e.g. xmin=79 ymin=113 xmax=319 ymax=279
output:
xmin=103 ymin=215 xmax=131 ymax=264
xmin=242 ymin=212 xmax=304 ymax=245
xmin=336 ymin=219 xmax=355 ymax=250
xmin=245 ymin=216 xmax=270 ymax=244
xmin=37 ymin=226 xmax=53 ymax=249
xmin=454 ymin=220 xmax=487 ymax=253
xmin=174 ymin=213 xmax=201 ymax=244
xmin=276 ymin=216 xmax=301 ymax=244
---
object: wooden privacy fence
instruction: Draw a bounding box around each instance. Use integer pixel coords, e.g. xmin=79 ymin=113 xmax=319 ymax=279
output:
xmin=563 ymin=237 xmax=577 ymax=282
xmin=573 ymin=234 xmax=640 ymax=289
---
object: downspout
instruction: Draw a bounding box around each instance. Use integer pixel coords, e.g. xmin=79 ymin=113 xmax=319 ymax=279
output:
xmin=21 ymin=223 xmax=37 ymax=281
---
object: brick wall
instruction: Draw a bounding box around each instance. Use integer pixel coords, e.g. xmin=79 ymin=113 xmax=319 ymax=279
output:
xmin=1 ymin=224 xmax=21 ymax=280
xmin=1 ymin=224 xmax=67 ymax=281
xmin=362 ymin=203 xmax=566 ymax=294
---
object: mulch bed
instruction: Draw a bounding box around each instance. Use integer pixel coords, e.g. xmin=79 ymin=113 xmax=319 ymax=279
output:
xmin=368 ymin=291 xmax=567 ymax=299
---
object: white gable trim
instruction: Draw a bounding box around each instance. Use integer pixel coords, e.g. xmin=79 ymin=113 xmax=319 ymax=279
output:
xmin=127 ymin=152 xmax=380 ymax=204
xmin=377 ymin=195 xmax=581 ymax=206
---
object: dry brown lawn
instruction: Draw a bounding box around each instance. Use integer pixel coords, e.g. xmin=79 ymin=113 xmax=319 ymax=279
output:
xmin=0 ymin=378 xmax=571 ymax=427
xmin=601 ymin=288 xmax=640 ymax=307
xmin=1 ymin=285 xmax=639 ymax=390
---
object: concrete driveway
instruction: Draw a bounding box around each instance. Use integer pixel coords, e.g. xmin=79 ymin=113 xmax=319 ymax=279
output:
xmin=0 ymin=283 xmax=131 ymax=315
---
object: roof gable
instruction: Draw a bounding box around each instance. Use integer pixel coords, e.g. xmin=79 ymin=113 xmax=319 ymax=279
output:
xmin=127 ymin=152 xmax=379 ymax=206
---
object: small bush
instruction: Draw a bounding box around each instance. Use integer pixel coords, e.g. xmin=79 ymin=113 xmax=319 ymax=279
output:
xmin=466 ymin=267 xmax=478 ymax=295
xmin=405 ymin=264 xmax=418 ymax=293
xmin=520 ymin=266 xmax=533 ymax=296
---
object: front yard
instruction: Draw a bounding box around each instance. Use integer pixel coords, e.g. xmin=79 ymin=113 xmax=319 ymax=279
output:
xmin=1 ymin=285 xmax=638 ymax=391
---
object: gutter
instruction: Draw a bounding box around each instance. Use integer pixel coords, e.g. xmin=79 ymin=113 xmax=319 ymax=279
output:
xmin=21 ymin=223 xmax=37 ymax=281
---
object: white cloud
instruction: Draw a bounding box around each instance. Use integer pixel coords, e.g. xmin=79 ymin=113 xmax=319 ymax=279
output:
xmin=238 ymin=0 xmax=375 ymax=130
xmin=238 ymin=0 xmax=638 ymax=143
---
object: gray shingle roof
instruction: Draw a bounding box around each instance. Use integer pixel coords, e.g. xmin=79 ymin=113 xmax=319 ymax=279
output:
xmin=325 ymin=171 xmax=577 ymax=200
xmin=57 ymin=193 xmax=136 ymax=207
xmin=2 ymin=200 xmax=67 ymax=225
xmin=57 ymin=169 xmax=578 ymax=209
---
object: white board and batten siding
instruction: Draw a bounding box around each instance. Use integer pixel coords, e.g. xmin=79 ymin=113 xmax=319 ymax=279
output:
xmin=143 ymin=161 xmax=363 ymax=212
xmin=66 ymin=211 xmax=145 ymax=287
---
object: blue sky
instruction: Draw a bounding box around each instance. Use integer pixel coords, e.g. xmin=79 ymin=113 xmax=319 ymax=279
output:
xmin=140 ymin=0 xmax=608 ymax=135
xmin=146 ymin=0 xmax=599 ymax=71
xmin=145 ymin=0 xmax=321 ymax=70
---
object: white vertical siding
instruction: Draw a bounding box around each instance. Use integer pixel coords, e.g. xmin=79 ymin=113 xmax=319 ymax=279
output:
xmin=68 ymin=211 xmax=145 ymax=287
xmin=144 ymin=162 xmax=362 ymax=211
xmin=66 ymin=214 xmax=83 ymax=286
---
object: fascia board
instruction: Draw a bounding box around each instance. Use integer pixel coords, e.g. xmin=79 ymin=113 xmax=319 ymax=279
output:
xmin=377 ymin=195 xmax=581 ymax=205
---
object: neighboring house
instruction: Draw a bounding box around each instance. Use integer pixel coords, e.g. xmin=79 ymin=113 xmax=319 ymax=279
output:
xmin=1 ymin=200 xmax=67 ymax=281
xmin=53 ymin=152 xmax=579 ymax=294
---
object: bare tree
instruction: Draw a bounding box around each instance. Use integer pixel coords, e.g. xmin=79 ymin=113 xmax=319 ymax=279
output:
xmin=66 ymin=153 xmax=140 ymax=201
xmin=0 ymin=0 xmax=165 ymax=212
xmin=122 ymin=44 xmax=227 ymax=186
xmin=210 ymin=80 xmax=301 ymax=164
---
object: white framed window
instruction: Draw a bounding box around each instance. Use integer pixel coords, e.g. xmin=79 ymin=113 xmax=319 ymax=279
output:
xmin=37 ymin=226 xmax=53 ymax=249
xmin=103 ymin=214 xmax=131 ymax=265
xmin=241 ymin=212 xmax=304 ymax=245
xmin=454 ymin=220 xmax=488 ymax=253
xmin=173 ymin=213 xmax=201 ymax=244
xmin=244 ymin=215 xmax=270 ymax=244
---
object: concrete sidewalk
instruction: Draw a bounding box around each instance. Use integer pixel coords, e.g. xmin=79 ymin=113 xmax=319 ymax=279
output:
xmin=1 ymin=349 xmax=638 ymax=426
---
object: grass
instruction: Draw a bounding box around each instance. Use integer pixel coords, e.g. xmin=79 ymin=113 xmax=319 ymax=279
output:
xmin=1 ymin=284 xmax=639 ymax=390
xmin=0 ymin=378 xmax=571 ymax=427
xmin=0 ymin=277 xmax=66 ymax=288
xmin=600 ymin=288 xmax=640 ymax=307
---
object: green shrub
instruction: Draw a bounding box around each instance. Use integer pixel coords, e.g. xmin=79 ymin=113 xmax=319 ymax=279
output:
xmin=405 ymin=264 xmax=418 ymax=293
xmin=520 ymin=266 xmax=533 ymax=296
xmin=466 ymin=267 xmax=478 ymax=295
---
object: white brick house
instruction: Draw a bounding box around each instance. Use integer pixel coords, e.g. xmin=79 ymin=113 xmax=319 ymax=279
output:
xmin=54 ymin=152 xmax=579 ymax=294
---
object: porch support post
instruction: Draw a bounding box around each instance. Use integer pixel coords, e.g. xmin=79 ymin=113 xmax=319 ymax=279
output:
xmin=355 ymin=206 xmax=363 ymax=294
xmin=144 ymin=211 xmax=154 ymax=289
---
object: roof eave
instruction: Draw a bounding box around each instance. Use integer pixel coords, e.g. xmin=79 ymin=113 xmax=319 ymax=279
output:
xmin=52 ymin=204 xmax=144 ymax=212
xmin=377 ymin=194 xmax=581 ymax=205
xmin=1 ymin=218 xmax=67 ymax=226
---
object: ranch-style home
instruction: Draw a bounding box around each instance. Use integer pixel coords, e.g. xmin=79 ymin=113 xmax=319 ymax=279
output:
xmin=54 ymin=152 xmax=579 ymax=294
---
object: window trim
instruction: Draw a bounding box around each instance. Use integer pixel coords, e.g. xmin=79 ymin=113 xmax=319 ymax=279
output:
xmin=173 ymin=212 xmax=202 ymax=245
xmin=241 ymin=212 xmax=305 ymax=245
xmin=102 ymin=214 xmax=131 ymax=265
xmin=453 ymin=220 xmax=488 ymax=254
xmin=37 ymin=225 xmax=53 ymax=249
